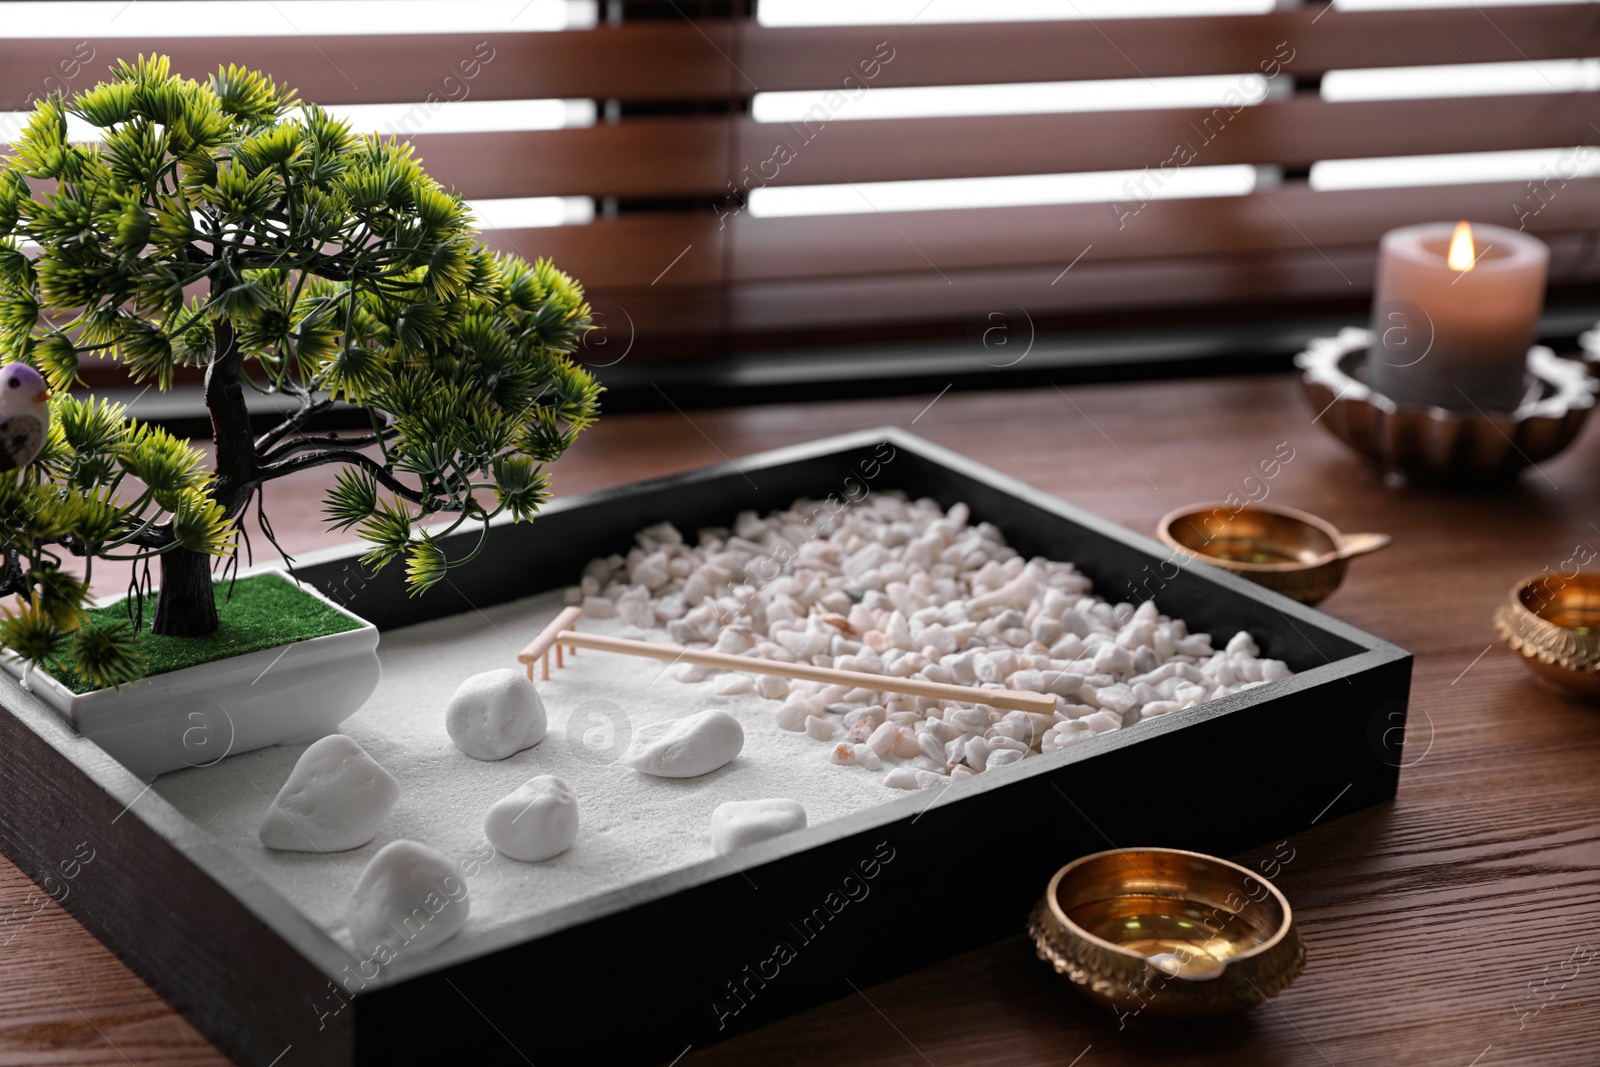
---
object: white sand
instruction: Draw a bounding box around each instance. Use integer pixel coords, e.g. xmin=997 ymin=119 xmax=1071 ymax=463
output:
xmin=152 ymin=589 xmax=892 ymax=951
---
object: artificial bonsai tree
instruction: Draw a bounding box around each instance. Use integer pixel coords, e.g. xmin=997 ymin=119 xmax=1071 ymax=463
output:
xmin=0 ymin=56 xmax=599 ymax=690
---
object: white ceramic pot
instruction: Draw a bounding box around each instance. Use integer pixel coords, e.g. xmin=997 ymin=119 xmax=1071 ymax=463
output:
xmin=0 ymin=570 xmax=381 ymax=780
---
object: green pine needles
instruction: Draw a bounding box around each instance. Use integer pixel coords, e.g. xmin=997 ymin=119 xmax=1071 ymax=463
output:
xmin=0 ymin=56 xmax=600 ymax=689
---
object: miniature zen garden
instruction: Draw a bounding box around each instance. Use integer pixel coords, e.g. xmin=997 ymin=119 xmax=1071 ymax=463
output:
xmin=0 ymin=60 xmax=1292 ymax=959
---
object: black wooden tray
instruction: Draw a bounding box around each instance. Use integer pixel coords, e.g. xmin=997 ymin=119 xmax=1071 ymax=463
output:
xmin=0 ymin=428 xmax=1411 ymax=1067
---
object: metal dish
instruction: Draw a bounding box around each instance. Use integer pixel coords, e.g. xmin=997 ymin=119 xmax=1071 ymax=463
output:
xmin=1157 ymin=502 xmax=1389 ymax=606
xmin=1494 ymin=572 xmax=1600 ymax=698
xmin=1028 ymin=847 xmax=1305 ymax=1020
xmin=1297 ymin=328 xmax=1595 ymax=486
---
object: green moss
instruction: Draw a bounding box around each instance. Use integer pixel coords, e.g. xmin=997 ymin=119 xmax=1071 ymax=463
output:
xmin=56 ymin=573 xmax=362 ymax=694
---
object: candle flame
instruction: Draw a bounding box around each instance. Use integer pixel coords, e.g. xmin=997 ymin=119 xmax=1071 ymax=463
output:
xmin=1447 ymin=220 xmax=1476 ymax=272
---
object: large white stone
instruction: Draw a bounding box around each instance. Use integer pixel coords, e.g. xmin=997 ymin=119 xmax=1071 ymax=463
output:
xmin=259 ymin=734 xmax=399 ymax=853
xmin=445 ymin=669 xmax=547 ymax=761
xmin=622 ymin=709 xmax=743 ymax=778
xmin=484 ymin=776 xmax=579 ymax=862
xmin=710 ymin=798 xmax=806 ymax=852
xmin=346 ymin=840 xmax=469 ymax=956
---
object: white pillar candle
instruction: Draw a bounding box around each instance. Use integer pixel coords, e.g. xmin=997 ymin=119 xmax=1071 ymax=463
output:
xmin=1366 ymin=221 xmax=1548 ymax=412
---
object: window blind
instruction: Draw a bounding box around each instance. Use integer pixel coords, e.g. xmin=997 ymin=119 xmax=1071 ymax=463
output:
xmin=2 ymin=0 xmax=1597 ymax=368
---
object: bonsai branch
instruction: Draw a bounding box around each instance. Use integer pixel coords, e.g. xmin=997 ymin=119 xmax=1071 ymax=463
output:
xmin=257 ymin=449 xmax=427 ymax=506
xmin=259 ymin=427 xmax=395 ymax=465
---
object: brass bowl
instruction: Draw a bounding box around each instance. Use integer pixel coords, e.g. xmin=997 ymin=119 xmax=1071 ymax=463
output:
xmin=1298 ymin=328 xmax=1596 ymax=486
xmin=1028 ymin=848 xmax=1305 ymax=1020
xmin=1157 ymin=502 xmax=1389 ymax=606
xmin=1494 ymin=573 xmax=1600 ymax=698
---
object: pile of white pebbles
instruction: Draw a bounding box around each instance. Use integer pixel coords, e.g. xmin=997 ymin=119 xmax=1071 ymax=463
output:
xmin=566 ymin=492 xmax=1291 ymax=791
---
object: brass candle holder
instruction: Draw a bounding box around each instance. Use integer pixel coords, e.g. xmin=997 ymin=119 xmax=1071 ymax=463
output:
xmin=1028 ymin=848 xmax=1305 ymax=1019
xmin=1494 ymin=573 xmax=1600 ymax=698
xmin=1157 ymin=502 xmax=1389 ymax=606
xmin=1298 ymin=328 xmax=1596 ymax=485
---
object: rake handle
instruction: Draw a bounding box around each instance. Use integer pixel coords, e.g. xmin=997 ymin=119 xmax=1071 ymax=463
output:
xmin=549 ymin=628 xmax=1058 ymax=716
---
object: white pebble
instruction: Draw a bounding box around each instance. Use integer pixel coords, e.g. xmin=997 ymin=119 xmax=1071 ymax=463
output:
xmin=623 ymin=709 xmax=744 ymax=777
xmin=885 ymin=768 xmax=921 ymax=790
xmin=1085 ymin=710 xmax=1122 ymax=734
xmin=775 ymin=702 xmax=811 ymax=731
xmin=805 ymin=715 xmax=837 ymax=741
xmin=1094 ymin=683 xmax=1137 ymax=714
xmin=948 ymin=707 xmax=991 ymax=734
xmin=1226 ymin=631 xmax=1260 ymax=657
xmin=675 ymin=662 xmax=710 ymax=683
xmin=445 ymin=669 xmax=548 ymax=761
xmin=346 ymin=841 xmax=468 ymax=955
xmin=259 ymin=735 xmax=399 ymax=852
xmin=484 ymin=775 xmax=579 ymax=862
xmin=756 ymin=674 xmax=789 ymax=699
xmin=986 ymin=748 xmax=1026 ymax=769
xmin=866 ymin=720 xmax=899 ymax=757
xmin=715 ymin=674 xmax=756 ymax=696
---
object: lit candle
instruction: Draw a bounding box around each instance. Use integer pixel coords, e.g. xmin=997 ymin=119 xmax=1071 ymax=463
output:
xmin=1366 ymin=221 xmax=1548 ymax=412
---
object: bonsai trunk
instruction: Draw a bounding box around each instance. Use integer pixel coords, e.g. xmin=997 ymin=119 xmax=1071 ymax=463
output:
xmin=149 ymin=279 xmax=253 ymax=639
xmin=152 ymin=546 xmax=219 ymax=637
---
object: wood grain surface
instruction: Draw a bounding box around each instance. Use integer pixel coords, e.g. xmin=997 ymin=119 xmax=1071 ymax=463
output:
xmin=3 ymin=373 xmax=1598 ymax=1066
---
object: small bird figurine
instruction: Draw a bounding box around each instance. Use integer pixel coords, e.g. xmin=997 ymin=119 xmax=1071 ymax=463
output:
xmin=0 ymin=363 xmax=50 ymax=472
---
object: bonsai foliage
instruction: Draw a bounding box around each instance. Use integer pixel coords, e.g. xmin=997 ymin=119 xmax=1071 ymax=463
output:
xmin=0 ymin=56 xmax=599 ymax=687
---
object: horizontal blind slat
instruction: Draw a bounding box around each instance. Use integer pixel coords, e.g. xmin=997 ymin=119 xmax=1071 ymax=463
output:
xmin=476 ymin=214 xmax=722 ymax=290
xmin=0 ymin=24 xmax=737 ymax=109
xmin=412 ymin=120 xmax=728 ymax=200
xmin=725 ymin=233 xmax=1600 ymax=333
xmin=741 ymin=5 xmax=1600 ymax=88
xmin=732 ymin=93 xmax=1600 ymax=187
xmin=727 ymin=179 xmax=1600 ymax=280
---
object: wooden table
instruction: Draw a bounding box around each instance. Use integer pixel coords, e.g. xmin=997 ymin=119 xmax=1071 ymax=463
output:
xmin=4 ymin=374 xmax=1598 ymax=1066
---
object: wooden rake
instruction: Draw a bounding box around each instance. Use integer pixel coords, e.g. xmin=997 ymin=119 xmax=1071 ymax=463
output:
xmin=515 ymin=606 xmax=1057 ymax=716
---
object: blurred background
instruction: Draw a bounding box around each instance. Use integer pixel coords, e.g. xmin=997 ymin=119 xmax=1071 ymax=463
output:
xmin=5 ymin=0 xmax=1599 ymax=418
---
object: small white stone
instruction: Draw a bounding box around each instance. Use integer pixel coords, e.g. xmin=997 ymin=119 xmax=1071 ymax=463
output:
xmin=484 ymin=776 xmax=578 ymax=862
xmin=1094 ymin=683 xmax=1137 ymax=714
xmin=755 ymin=674 xmax=789 ymax=699
xmin=1085 ymin=710 xmax=1122 ymax=734
xmin=884 ymin=767 xmax=920 ymax=790
xmin=805 ymin=715 xmax=837 ymax=741
xmin=1226 ymin=631 xmax=1260 ymax=657
xmin=715 ymin=674 xmax=756 ymax=696
xmin=710 ymin=798 xmax=806 ymax=852
xmin=775 ymin=702 xmax=811 ymax=731
xmin=986 ymin=748 xmax=1026 ymax=769
xmin=259 ymin=735 xmax=399 ymax=853
xmin=623 ymin=709 xmax=744 ymax=778
xmin=346 ymin=840 xmax=469 ymax=955
xmin=948 ymin=706 xmax=991 ymax=734
xmin=445 ymin=669 xmax=548 ymax=761
xmin=675 ymin=662 xmax=710 ymax=683
xmin=866 ymin=720 xmax=898 ymax=757
xmin=580 ymin=595 xmax=616 ymax=620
